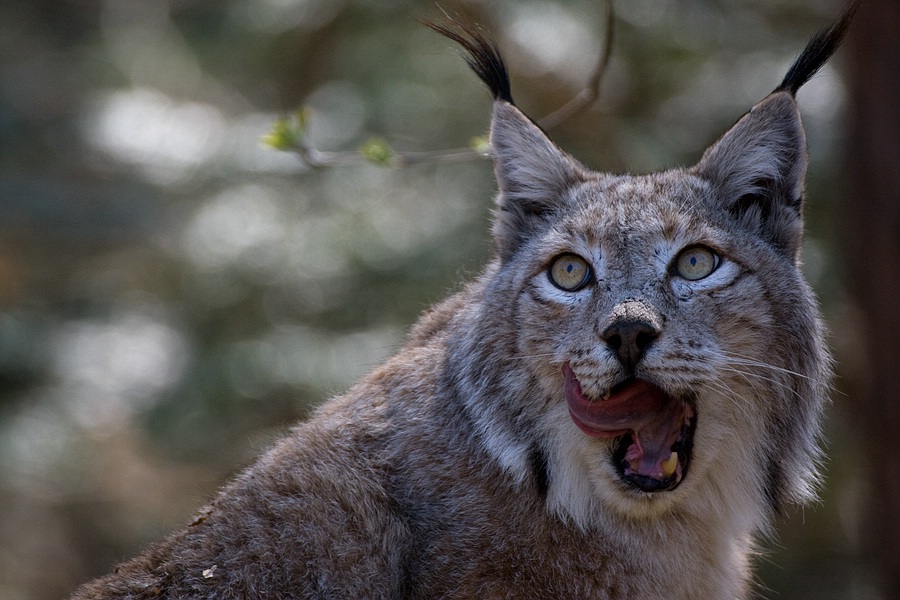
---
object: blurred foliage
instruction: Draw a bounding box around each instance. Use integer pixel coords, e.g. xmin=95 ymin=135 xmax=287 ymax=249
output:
xmin=0 ymin=0 xmax=878 ymax=599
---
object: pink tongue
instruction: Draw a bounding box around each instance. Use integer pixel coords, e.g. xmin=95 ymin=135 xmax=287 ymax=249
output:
xmin=563 ymin=363 xmax=686 ymax=478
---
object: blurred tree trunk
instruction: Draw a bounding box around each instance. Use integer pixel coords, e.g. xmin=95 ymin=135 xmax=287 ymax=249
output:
xmin=846 ymin=1 xmax=900 ymax=597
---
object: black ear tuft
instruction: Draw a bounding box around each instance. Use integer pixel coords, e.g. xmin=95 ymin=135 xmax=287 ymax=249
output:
xmin=424 ymin=15 xmax=586 ymax=262
xmin=423 ymin=17 xmax=513 ymax=104
xmin=776 ymin=1 xmax=859 ymax=95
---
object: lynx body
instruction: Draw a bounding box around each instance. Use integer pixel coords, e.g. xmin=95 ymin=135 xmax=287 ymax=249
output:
xmin=70 ymin=7 xmax=855 ymax=599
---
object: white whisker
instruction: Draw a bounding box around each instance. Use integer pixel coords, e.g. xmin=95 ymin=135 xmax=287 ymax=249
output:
xmin=720 ymin=349 xmax=820 ymax=383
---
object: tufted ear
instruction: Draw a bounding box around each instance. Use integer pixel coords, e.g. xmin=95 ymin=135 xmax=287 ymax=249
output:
xmin=693 ymin=92 xmax=808 ymax=258
xmin=423 ymin=17 xmax=589 ymax=261
xmin=490 ymin=102 xmax=588 ymax=261
xmin=694 ymin=1 xmax=856 ymax=260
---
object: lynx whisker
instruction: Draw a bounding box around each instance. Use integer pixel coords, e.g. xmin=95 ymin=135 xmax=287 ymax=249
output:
xmin=718 ymin=361 xmax=807 ymax=403
xmin=720 ymin=349 xmax=820 ymax=382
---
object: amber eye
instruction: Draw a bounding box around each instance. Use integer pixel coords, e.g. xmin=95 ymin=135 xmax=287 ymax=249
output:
xmin=548 ymin=254 xmax=592 ymax=291
xmin=675 ymin=246 xmax=718 ymax=281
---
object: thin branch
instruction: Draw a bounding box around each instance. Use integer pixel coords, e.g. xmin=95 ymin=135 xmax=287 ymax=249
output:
xmin=267 ymin=0 xmax=614 ymax=168
xmin=293 ymin=146 xmax=371 ymax=169
xmin=389 ymin=147 xmax=485 ymax=167
xmin=538 ymin=0 xmax=615 ymax=130
xmin=298 ymin=145 xmax=485 ymax=169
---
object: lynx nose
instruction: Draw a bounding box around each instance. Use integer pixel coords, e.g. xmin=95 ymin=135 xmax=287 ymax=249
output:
xmin=601 ymin=301 xmax=662 ymax=373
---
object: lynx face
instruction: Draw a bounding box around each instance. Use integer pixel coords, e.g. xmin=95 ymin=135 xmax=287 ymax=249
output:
xmin=514 ymin=169 xmax=824 ymax=524
xmin=453 ymin=88 xmax=831 ymax=529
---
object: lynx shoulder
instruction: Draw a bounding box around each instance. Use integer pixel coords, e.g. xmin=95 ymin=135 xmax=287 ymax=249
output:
xmin=70 ymin=5 xmax=856 ymax=599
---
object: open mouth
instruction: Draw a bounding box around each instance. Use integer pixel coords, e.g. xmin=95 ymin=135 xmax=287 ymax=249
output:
xmin=562 ymin=363 xmax=696 ymax=493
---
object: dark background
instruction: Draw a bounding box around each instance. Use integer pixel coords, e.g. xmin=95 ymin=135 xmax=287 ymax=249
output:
xmin=0 ymin=1 xmax=895 ymax=598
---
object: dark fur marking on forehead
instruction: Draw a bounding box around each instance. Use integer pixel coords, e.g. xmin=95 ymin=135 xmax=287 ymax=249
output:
xmin=776 ymin=1 xmax=858 ymax=95
xmin=423 ymin=18 xmax=513 ymax=104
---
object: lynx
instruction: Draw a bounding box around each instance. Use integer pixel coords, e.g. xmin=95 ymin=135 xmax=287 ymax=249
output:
xmin=70 ymin=5 xmax=856 ymax=599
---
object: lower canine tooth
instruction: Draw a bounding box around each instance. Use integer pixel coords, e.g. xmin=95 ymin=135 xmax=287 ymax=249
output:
xmin=661 ymin=451 xmax=678 ymax=477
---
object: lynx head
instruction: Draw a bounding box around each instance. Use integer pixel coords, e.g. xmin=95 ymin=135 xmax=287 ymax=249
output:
xmin=429 ymin=9 xmax=852 ymax=533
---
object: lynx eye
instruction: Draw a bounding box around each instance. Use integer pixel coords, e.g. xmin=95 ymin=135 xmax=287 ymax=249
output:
xmin=548 ymin=254 xmax=592 ymax=291
xmin=675 ymin=246 xmax=719 ymax=281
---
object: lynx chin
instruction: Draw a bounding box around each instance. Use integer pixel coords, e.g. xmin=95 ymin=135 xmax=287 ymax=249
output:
xmin=70 ymin=5 xmax=856 ymax=599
